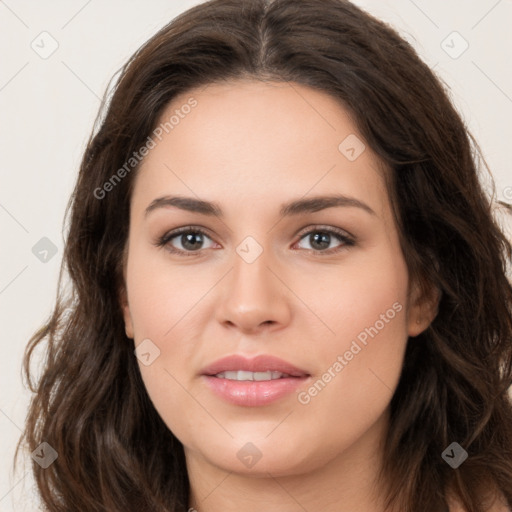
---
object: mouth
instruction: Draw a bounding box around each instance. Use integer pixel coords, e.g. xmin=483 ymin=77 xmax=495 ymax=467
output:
xmin=201 ymin=354 xmax=309 ymax=378
xmin=200 ymin=354 xmax=310 ymax=406
xmin=211 ymin=370 xmax=296 ymax=381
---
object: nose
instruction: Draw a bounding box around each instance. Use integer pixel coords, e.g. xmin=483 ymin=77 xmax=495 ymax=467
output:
xmin=215 ymin=245 xmax=292 ymax=334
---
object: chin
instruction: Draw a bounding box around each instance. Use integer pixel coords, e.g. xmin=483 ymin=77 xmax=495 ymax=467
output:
xmin=191 ymin=434 xmax=326 ymax=477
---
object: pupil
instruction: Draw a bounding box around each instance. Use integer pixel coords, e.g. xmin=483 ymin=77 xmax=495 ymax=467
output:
xmin=183 ymin=233 xmax=203 ymax=250
xmin=311 ymin=232 xmax=330 ymax=250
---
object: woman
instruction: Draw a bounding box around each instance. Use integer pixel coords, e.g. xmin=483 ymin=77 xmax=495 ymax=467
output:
xmin=16 ymin=0 xmax=512 ymax=510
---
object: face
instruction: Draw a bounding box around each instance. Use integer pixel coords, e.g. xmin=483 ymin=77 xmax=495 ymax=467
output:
xmin=121 ymin=80 xmax=434 ymax=477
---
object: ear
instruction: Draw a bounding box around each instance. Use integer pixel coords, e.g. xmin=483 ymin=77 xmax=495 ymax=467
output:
xmin=119 ymin=284 xmax=134 ymax=339
xmin=407 ymin=277 xmax=441 ymax=337
xmin=118 ymin=243 xmax=134 ymax=339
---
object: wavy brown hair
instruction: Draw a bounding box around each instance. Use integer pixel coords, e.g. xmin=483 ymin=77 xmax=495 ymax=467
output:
xmin=15 ymin=0 xmax=512 ymax=511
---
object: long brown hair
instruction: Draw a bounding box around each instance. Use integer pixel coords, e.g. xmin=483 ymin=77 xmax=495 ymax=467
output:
xmin=15 ymin=0 xmax=512 ymax=510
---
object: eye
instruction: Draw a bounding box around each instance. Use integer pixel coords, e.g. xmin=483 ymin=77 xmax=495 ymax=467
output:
xmin=155 ymin=227 xmax=217 ymax=256
xmin=294 ymin=226 xmax=355 ymax=254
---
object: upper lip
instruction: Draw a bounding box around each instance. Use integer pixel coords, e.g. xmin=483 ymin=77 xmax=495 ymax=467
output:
xmin=200 ymin=354 xmax=310 ymax=377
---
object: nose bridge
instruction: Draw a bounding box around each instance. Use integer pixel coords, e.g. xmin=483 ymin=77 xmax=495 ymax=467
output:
xmin=230 ymin=236 xmax=277 ymax=306
xmin=215 ymin=235 xmax=290 ymax=331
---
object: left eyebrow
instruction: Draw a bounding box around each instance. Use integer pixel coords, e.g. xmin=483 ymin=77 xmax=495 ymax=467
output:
xmin=279 ymin=194 xmax=376 ymax=217
xmin=144 ymin=194 xmax=376 ymax=219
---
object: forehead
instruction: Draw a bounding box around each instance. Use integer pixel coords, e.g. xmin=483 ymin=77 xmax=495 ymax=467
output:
xmin=132 ymin=79 xmax=391 ymax=220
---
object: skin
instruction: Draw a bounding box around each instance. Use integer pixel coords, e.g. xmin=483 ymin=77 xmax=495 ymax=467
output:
xmin=120 ymin=79 xmax=439 ymax=512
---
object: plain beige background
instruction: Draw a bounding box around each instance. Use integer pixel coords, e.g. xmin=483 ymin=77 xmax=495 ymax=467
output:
xmin=1 ymin=1 xmax=511 ymax=510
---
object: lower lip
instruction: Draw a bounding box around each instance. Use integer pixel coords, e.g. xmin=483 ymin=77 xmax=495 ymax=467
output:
xmin=202 ymin=375 xmax=309 ymax=406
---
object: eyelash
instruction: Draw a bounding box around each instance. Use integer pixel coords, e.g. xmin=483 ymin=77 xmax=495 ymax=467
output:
xmin=154 ymin=225 xmax=356 ymax=257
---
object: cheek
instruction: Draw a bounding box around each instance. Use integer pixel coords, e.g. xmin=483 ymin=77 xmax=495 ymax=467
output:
xmin=311 ymin=243 xmax=409 ymax=344
xmin=125 ymin=245 xmax=205 ymax=338
xmin=294 ymin=300 xmax=408 ymax=460
xmin=299 ymin=253 xmax=409 ymax=432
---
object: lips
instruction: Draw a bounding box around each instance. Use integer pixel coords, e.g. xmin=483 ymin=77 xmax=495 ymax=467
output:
xmin=200 ymin=354 xmax=310 ymax=407
xmin=200 ymin=354 xmax=310 ymax=378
